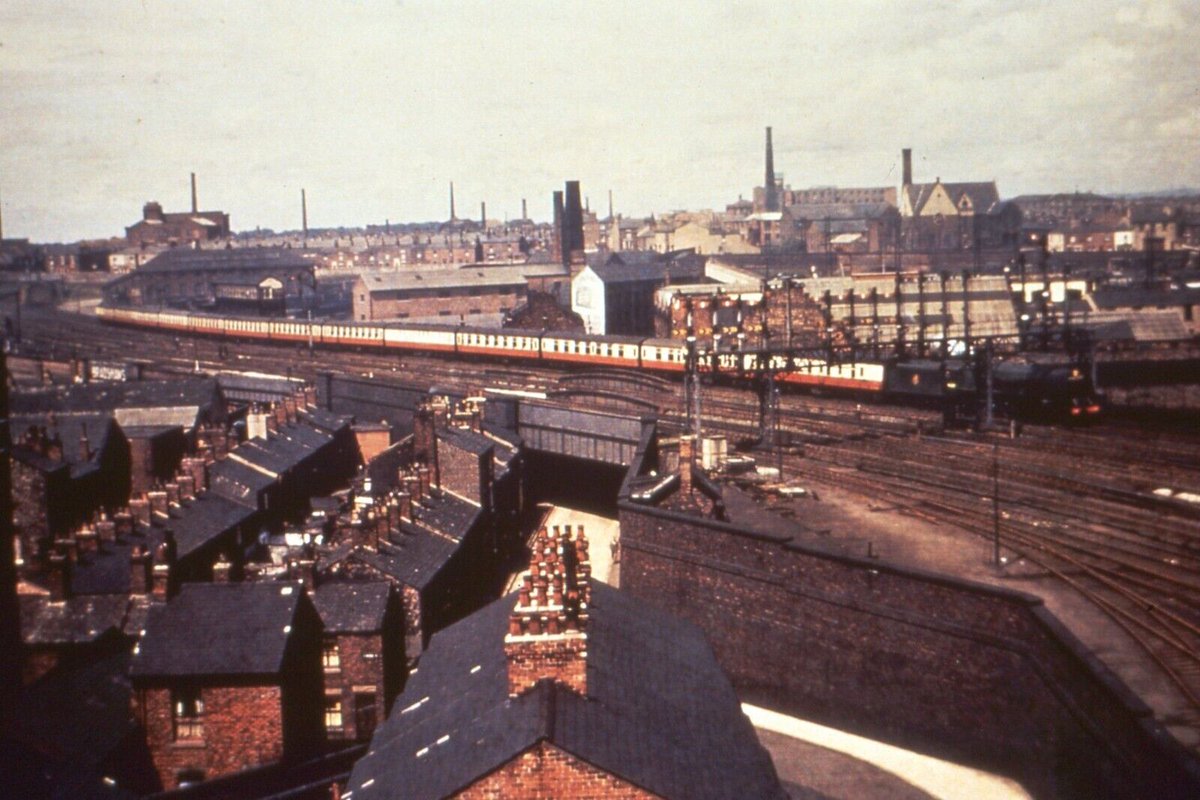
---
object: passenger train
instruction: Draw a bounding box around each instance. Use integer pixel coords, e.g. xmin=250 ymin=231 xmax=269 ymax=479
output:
xmin=95 ymin=305 xmax=1101 ymax=422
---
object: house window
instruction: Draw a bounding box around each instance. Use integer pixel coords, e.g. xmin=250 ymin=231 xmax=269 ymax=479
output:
xmin=324 ymin=693 xmax=344 ymax=734
xmin=323 ymin=641 xmax=340 ymax=672
xmin=172 ymin=687 xmax=204 ymax=740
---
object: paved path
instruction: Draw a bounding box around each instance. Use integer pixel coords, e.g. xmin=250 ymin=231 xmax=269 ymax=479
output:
xmin=746 ymin=704 xmax=1031 ymax=800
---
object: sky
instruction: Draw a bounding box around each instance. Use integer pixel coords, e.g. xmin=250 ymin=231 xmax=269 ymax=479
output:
xmin=1 ymin=0 xmax=1198 ymax=242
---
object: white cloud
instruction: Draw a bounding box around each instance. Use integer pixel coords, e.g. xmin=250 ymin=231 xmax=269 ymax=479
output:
xmin=0 ymin=0 xmax=1197 ymax=240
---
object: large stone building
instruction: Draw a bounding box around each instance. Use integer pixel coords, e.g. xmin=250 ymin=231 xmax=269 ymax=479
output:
xmin=351 ymin=262 xmax=568 ymax=324
xmin=899 ymin=149 xmax=1022 ymax=252
xmin=103 ymin=247 xmax=318 ymax=313
xmin=126 ymin=201 xmax=230 ymax=249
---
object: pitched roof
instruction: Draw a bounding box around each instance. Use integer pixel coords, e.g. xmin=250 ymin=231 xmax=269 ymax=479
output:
xmin=360 ymin=263 xmax=565 ymax=294
xmin=312 ymin=582 xmax=391 ymax=633
xmin=137 ymin=247 xmax=316 ymax=274
xmin=438 ymin=425 xmax=494 ymax=456
xmin=347 ymin=583 xmax=786 ymax=800
xmin=10 ymin=377 xmax=221 ymax=416
xmin=904 ymin=181 xmax=1000 ymax=216
xmin=20 ymin=594 xmax=130 ymax=646
xmin=130 ymin=582 xmax=310 ymax=679
xmin=585 ymin=251 xmax=705 ymax=284
xmin=159 ymin=493 xmax=256 ymax=560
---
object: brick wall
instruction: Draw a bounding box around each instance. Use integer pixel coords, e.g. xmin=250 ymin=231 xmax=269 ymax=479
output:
xmin=323 ymin=632 xmax=386 ymax=743
xmin=138 ymin=684 xmax=286 ymax=790
xmin=618 ymin=499 xmax=1200 ymax=800
xmin=355 ymin=285 xmax=525 ymax=323
xmin=439 ymin=441 xmax=490 ymax=509
xmin=456 ymin=741 xmax=657 ymax=800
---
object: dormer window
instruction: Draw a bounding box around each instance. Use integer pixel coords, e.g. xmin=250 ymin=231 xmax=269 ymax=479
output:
xmin=172 ymin=687 xmax=204 ymax=740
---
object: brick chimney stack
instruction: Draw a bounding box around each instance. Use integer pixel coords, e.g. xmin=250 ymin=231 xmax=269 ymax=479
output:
xmin=902 ymin=147 xmax=913 ymax=188
xmin=46 ymin=552 xmax=71 ymax=601
xmin=504 ymin=523 xmax=592 ymax=698
xmin=412 ymin=402 xmax=440 ymax=487
xmin=129 ymin=545 xmax=151 ymax=595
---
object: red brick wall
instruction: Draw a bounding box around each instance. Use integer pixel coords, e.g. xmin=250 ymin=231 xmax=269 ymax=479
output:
xmin=323 ymin=632 xmax=386 ymax=743
xmin=439 ymin=442 xmax=488 ymax=508
xmin=355 ymin=284 xmax=525 ymax=322
xmin=618 ymin=501 xmax=1199 ymax=800
xmin=504 ymin=635 xmax=587 ymax=697
xmin=456 ymin=741 xmax=658 ymax=799
xmin=138 ymin=684 xmax=285 ymax=790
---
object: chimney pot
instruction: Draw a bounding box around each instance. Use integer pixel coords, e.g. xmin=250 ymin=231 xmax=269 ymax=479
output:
xmin=77 ymin=526 xmax=99 ymax=555
xmin=151 ymin=564 xmax=170 ymax=600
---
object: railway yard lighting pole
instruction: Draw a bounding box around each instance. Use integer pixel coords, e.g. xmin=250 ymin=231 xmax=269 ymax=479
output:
xmin=992 ymin=441 xmax=1001 ymax=567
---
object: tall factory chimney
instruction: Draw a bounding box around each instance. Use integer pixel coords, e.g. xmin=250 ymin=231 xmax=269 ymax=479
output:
xmin=449 ymin=182 xmax=457 ymax=221
xmin=564 ymin=180 xmax=584 ymax=256
xmin=552 ymin=190 xmax=565 ymax=265
xmin=481 ymin=201 xmax=486 ymax=228
xmin=764 ymin=127 xmax=779 ymax=212
xmin=902 ymin=148 xmax=913 ymax=188
xmin=522 ymin=198 xmax=528 ymax=221
xmin=301 ymin=189 xmax=308 ymax=242
xmin=190 ymin=172 xmax=198 ymax=213
xmin=608 ymin=189 xmax=614 ymax=221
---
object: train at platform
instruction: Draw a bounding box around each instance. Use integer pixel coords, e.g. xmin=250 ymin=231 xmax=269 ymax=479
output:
xmin=95 ymin=304 xmax=1102 ymax=423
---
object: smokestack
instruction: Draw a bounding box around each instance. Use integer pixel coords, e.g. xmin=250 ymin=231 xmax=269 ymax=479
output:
xmin=552 ymin=190 xmax=565 ymax=265
xmin=190 ymin=172 xmax=198 ymax=214
xmin=608 ymin=189 xmax=614 ymax=221
xmin=902 ymin=148 xmax=913 ymax=188
xmin=481 ymin=201 xmax=486 ymax=228
xmin=302 ymin=189 xmax=308 ymax=241
xmin=449 ymin=182 xmax=457 ymax=221
xmin=521 ymin=198 xmax=528 ymax=220
xmin=564 ymin=181 xmax=584 ymax=256
xmin=764 ymin=127 xmax=778 ymax=212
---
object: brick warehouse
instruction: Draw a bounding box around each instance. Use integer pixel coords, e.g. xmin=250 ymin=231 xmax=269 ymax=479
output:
xmin=617 ymin=432 xmax=1200 ymax=800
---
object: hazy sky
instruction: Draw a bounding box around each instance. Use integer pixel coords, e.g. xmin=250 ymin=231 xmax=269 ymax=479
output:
xmin=2 ymin=1 xmax=1198 ymax=242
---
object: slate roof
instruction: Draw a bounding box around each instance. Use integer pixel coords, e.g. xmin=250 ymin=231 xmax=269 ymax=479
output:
xmin=321 ymin=535 xmax=460 ymax=592
xmin=159 ymin=493 xmax=255 ymax=560
xmin=409 ymin=490 xmax=480 ymax=543
xmin=10 ymin=413 xmax=116 ymax=477
xmin=208 ymin=457 xmax=274 ymax=506
xmin=360 ymin=263 xmax=559 ymax=294
xmin=20 ymin=594 xmax=130 ymax=646
xmin=130 ymin=582 xmax=309 ymax=679
xmin=68 ymin=527 xmax=166 ymax=596
xmin=137 ymin=247 xmax=316 ymax=274
xmin=438 ymin=426 xmax=494 ymax=456
xmin=347 ymin=583 xmax=786 ymax=800
xmin=312 ymin=582 xmax=391 ymax=633
xmin=8 ymin=652 xmax=135 ymax=770
xmin=585 ymin=251 xmax=705 ymax=284
xmin=10 ymin=377 xmax=221 ymax=416
xmin=904 ymin=181 xmax=1001 ymax=216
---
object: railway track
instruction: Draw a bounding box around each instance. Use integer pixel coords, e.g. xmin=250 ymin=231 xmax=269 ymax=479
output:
xmin=19 ymin=307 xmax=1200 ymax=747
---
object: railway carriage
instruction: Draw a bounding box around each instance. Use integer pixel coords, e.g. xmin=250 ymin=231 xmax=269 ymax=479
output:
xmin=96 ymin=304 xmax=1101 ymax=423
